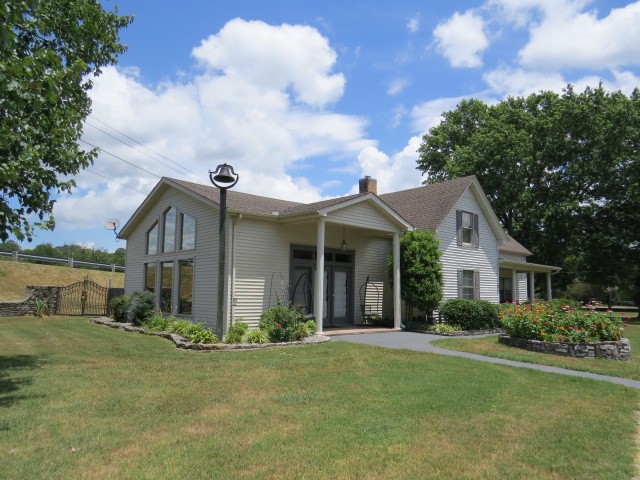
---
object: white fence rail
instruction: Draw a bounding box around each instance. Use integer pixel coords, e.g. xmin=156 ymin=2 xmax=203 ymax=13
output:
xmin=0 ymin=251 xmax=125 ymax=272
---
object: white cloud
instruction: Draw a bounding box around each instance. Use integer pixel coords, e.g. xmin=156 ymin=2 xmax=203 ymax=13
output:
xmin=61 ymin=19 xmax=374 ymax=231
xmin=433 ymin=11 xmax=489 ymax=68
xmin=354 ymin=136 xmax=424 ymax=195
xmin=410 ymin=95 xmax=477 ymax=134
xmin=387 ymin=78 xmax=409 ymax=96
xmin=519 ymin=2 xmax=640 ymax=70
xmin=407 ymin=14 xmax=420 ymax=33
xmin=483 ymin=67 xmax=567 ymax=96
xmin=192 ymin=18 xmax=345 ymax=108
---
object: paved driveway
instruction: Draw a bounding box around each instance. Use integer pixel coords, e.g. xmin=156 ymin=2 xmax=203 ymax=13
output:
xmin=331 ymin=331 xmax=640 ymax=390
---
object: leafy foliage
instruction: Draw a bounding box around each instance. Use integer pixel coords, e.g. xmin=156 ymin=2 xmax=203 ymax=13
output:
xmin=259 ymin=303 xmax=315 ymax=342
xmin=142 ymin=313 xmax=171 ymax=332
xmin=417 ymin=85 xmax=640 ymax=306
xmin=0 ymin=242 xmax=125 ymax=266
xmin=224 ymin=322 xmax=249 ymax=344
xmin=0 ymin=0 xmax=133 ymax=242
xmin=165 ymin=319 xmax=218 ymax=344
xmin=428 ymin=324 xmax=462 ymax=334
xmin=439 ymin=299 xmax=501 ymax=330
xmin=109 ymin=295 xmax=130 ymax=322
xmin=127 ymin=291 xmax=155 ymax=325
xmin=500 ymin=302 xmax=624 ymax=343
xmin=33 ymin=298 xmax=47 ymax=317
xmin=245 ymin=329 xmax=269 ymax=344
xmin=388 ymin=230 xmax=443 ymax=321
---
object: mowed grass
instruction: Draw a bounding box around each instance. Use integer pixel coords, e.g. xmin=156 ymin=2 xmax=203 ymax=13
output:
xmin=1 ymin=317 xmax=638 ymax=480
xmin=433 ymin=324 xmax=640 ymax=381
xmin=0 ymin=260 xmax=124 ymax=301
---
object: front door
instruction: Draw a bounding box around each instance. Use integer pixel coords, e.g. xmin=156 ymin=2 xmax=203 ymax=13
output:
xmin=324 ymin=266 xmax=350 ymax=326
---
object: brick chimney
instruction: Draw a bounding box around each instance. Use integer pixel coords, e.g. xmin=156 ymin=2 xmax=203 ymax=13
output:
xmin=359 ymin=176 xmax=377 ymax=195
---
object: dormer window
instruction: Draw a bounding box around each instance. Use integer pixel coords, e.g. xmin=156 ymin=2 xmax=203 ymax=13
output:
xmin=456 ymin=210 xmax=479 ymax=247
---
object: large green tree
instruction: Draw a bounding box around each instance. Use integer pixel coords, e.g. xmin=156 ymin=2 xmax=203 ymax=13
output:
xmin=417 ymin=85 xmax=640 ymax=305
xmin=0 ymin=0 xmax=133 ymax=242
xmin=388 ymin=230 xmax=443 ymax=322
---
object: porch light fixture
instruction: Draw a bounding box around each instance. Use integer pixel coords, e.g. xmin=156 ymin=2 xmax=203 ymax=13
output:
xmin=209 ymin=163 xmax=239 ymax=336
xmin=341 ymin=225 xmax=348 ymax=251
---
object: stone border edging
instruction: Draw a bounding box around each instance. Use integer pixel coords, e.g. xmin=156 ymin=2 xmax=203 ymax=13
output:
xmin=90 ymin=317 xmax=330 ymax=351
xmin=498 ymin=335 xmax=630 ymax=360
xmin=404 ymin=327 xmax=505 ymax=336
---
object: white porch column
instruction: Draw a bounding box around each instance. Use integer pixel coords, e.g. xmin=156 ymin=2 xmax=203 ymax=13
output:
xmin=528 ymin=271 xmax=535 ymax=302
xmin=546 ymin=272 xmax=552 ymax=301
xmin=393 ymin=232 xmax=401 ymax=329
xmin=511 ymin=269 xmax=518 ymax=303
xmin=315 ymin=218 xmax=326 ymax=333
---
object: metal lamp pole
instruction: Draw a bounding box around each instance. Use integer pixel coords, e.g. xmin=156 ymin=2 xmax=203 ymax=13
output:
xmin=209 ymin=163 xmax=239 ymax=337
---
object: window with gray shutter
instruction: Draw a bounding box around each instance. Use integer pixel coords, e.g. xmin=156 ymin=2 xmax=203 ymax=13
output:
xmin=458 ymin=269 xmax=480 ymax=299
xmin=458 ymin=210 xmax=478 ymax=247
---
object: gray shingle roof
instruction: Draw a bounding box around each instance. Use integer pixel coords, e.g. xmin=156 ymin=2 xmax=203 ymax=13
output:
xmin=379 ymin=176 xmax=476 ymax=230
xmin=170 ymin=178 xmax=303 ymax=215
xmin=499 ymin=237 xmax=532 ymax=256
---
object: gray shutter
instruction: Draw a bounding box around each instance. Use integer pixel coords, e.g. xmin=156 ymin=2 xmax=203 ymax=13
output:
xmin=457 ymin=270 xmax=463 ymax=298
xmin=473 ymin=214 xmax=479 ymax=247
xmin=456 ymin=210 xmax=462 ymax=246
xmin=474 ymin=270 xmax=480 ymax=299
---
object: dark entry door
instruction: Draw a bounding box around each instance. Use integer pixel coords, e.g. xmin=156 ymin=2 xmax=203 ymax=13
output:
xmin=324 ymin=266 xmax=350 ymax=326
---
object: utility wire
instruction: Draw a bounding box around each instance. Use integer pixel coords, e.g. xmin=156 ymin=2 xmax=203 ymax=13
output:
xmin=88 ymin=115 xmax=209 ymax=183
xmin=80 ymin=139 xmax=162 ymax=179
xmin=85 ymin=169 xmax=150 ymax=195
xmin=85 ymin=122 xmax=204 ymax=181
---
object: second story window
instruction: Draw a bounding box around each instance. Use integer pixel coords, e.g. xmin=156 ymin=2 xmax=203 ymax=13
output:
xmin=146 ymin=222 xmax=158 ymax=255
xmin=456 ymin=210 xmax=479 ymax=247
xmin=180 ymin=213 xmax=196 ymax=250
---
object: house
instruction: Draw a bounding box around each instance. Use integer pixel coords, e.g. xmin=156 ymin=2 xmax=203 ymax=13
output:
xmin=119 ymin=174 xmax=559 ymax=335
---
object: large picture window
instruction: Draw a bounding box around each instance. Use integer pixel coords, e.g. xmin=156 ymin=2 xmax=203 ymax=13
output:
xmin=180 ymin=213 xmax=196 ymax=250
xmin=178 ymin=259 xmax=194 ymax=315
xmin=160 ymin=261 xmax=173 ymax=313
xmin=162 ymin=207 xmax=176 ymax=253
xmin=146 ymin=222 xmax=158 ymax=255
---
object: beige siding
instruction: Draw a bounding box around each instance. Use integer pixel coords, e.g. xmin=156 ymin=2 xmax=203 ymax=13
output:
xmin=436 ymin=188 xmax=500 ymax=303
xmin=231 ymin=218 xmax=394 ymax=327
xmin=124 ymin=187 xmax=220 ymax=328
xmin=500 ymin=252 xmax=529 ymax=262
xmin=327 ymin=201 xmax=399 ymax=232
xmin=498 ymin=268 xmax=528 ymax=302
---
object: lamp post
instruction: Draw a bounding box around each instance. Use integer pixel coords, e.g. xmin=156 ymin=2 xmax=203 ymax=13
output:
xmin=209 ymin=163 xmax=239 ymax=337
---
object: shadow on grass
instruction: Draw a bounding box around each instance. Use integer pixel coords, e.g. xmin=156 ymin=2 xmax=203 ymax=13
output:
xmin=0 ymin=355 xmax=46 ymax=408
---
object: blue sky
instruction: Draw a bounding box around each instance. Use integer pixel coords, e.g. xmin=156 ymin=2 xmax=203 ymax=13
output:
xmin=15 ymin=0 xmax=640 ymax=252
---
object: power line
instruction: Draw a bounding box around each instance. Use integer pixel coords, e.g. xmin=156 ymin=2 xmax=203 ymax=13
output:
xmin=85 ymin=121 xmax=204 ymax=181
xmin=80 ymin=139 xmax=162 ymax=179
xmin=88 ymin=115 xmax=209 ymax=183
xmin=85 ymin=169 xmax=150 ymax=195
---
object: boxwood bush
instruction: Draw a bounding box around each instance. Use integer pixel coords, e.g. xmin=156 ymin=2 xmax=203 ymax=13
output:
xmin=439 ymin=299 xmax=501 ymax=330
xmin=259 ymin=303 xmax=315 ymax=342
xmin=110 ymin=294 xmax=131 ymax=322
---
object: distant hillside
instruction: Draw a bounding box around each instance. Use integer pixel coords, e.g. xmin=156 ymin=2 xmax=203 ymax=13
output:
xmin=0 ymin=260 xmax=124 ymax=301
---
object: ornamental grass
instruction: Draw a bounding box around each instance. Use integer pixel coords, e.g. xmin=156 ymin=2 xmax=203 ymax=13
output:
xmin=500 ymin=301 xmax=624 ymax=343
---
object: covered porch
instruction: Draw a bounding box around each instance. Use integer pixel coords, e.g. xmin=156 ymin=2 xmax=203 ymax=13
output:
xmin=499 ymin=259 xmax=561 ymax=303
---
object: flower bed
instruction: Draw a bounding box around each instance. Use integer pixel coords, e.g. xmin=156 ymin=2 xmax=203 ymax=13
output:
xmin=91 ymin=317 xmax=330 ymax=351
xmin=499 ymin=301 xmax=630 ymax=360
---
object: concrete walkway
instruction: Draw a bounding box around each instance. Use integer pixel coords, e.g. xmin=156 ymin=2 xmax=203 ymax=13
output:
xmin=331 ymin=331 xmax=640 ymax=390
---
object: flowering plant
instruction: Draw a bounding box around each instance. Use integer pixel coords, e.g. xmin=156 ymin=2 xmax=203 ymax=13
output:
xmin=500 ymin=301 xmax=624 ymax=343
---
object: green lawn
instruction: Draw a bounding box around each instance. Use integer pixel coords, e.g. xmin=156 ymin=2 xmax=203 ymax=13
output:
xmin=433 ymin=324 xmax=640 ymax=381
xmin=1 ymin=316 xmax=638 ymax=479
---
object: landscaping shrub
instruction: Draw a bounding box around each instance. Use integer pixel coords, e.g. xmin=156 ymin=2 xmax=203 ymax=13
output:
xmin=428 ymin=324 xmax=461 ymax=334
xmin=439 ymin=299 xmax=501 ymax=330
xmin=362 ymin=314 xmax=394 ymax=327
xmin=224 ymin=322 xmax=249 ymax=344
xmin=127 ymin=291 xmax=155 ymax=325
xmin=500 ymin=301 xmax=624 ymax=343
xmin=547 ymin=298 xmax=583 ymax=309
xmin=259 ymin=303 xmax=314 ymax=342
xmin=142 ymin=313 xmax=171 ymax=332
xmin=245 ymin=329 xmax=269 ymax=344
xmin=167 ymin=319 xmax=218 ymax=344
xmin=110 ymin=294 xmax=131 ymax=322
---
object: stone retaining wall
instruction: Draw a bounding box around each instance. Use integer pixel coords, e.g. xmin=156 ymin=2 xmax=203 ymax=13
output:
xmin=498 ymin=335 xmax=630 ymax=360
xmin=0 ymin=286 xmax=60 ymax=316
xmin=404 ymin=327 xmax=505 ymax=336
